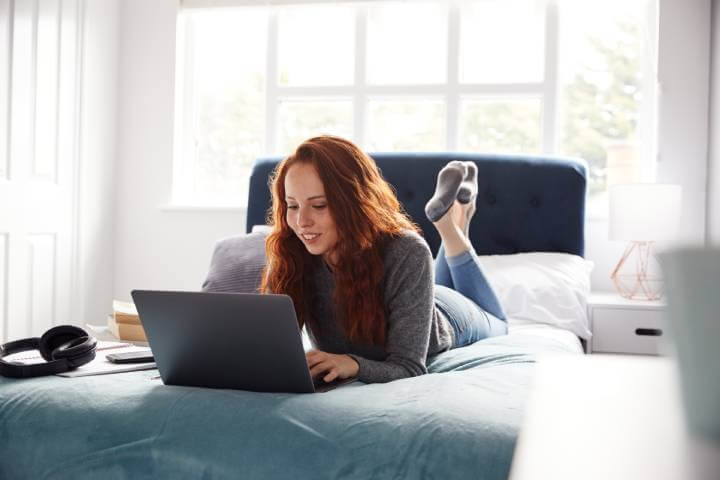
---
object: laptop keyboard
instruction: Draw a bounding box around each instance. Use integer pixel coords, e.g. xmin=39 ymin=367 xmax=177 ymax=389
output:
xmin=312 ymin=376 xmax=357 ymax=392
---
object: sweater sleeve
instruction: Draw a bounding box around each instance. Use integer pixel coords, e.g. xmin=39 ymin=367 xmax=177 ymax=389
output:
xmin=348 ymin=234 xmax=435 ymax=383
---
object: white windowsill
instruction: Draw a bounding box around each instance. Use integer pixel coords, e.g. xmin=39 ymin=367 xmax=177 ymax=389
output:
xmin=585 ymin=214 xmax=609 ymax=222
xmin=158 ymin=204 xmax=248 ymax=213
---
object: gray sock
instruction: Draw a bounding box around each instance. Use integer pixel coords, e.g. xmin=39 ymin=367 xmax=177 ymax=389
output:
xmin=458 ymin=162 xmax=478 ymax=237
xmin=425 ymin=161 xmax=466 ymax=222
xmin=457 ymin=161 xmax=478 ymax=204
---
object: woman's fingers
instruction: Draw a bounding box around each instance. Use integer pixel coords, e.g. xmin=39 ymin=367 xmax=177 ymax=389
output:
xmin=309 ymin=360 xmax=334 ymax=378
xmin=305 ymin=350 xmax=327 ymax=368
xmin=306 ymin=351 xmax=349 ymax=382
xmin=323 ymin=369 xmax=339 ymax=382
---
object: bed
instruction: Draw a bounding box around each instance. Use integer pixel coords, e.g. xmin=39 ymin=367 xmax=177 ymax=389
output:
xmin=0 ymin=152 xmax=590 ymax=480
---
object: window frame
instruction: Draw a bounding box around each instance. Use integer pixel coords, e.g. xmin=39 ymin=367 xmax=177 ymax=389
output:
xmin=172 ymin=0 xmax=657 ymax=214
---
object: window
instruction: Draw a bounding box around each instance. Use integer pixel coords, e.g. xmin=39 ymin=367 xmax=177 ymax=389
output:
xmin=557 ymin=0 xmax=657 ymax=210
xmin=174 ymin=0 xmax=657 ymax=213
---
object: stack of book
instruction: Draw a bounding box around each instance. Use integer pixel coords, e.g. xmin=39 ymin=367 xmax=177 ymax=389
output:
xmin=108 ymin=300 xmax=147 ymax=342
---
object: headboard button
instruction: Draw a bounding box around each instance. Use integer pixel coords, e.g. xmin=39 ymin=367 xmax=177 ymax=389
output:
xmin=487 ymin=194 xmax=497 ymax=205
xmin=530 ymin=197 xmax=541 ymax=207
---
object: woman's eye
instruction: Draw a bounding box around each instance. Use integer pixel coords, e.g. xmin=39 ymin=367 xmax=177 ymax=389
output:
xmin=287 ymin=205 xmax=299 ymax=210
xmin=312 ymin=204 xmax=327 ymax=210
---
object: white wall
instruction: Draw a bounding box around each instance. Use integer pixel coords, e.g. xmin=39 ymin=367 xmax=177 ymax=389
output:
xmin=113 ymin=0 xmax=714 ymax=300
xmin=75 ymin=0 xmax=120 ymax=325
xmin=656 ymin=0 xmax=711 ymax=248
xmin=114 ymin=0 xmax=245 ymax=302
xmin=709 ymin=0 xmax=720 ymax=246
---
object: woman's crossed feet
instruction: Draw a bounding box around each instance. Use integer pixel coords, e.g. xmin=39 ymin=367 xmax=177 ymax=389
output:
xmin=426 ymin=160 xmax=479 ymax=257
xmin=424 ymin=161 xmax=466 ymax=223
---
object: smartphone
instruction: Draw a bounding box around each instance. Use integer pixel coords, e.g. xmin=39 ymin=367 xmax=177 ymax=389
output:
xmin=106 ymin=350 xmax=154 ymax=364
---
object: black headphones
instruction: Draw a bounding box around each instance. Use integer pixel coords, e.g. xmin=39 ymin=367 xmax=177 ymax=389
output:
xmin=0 ymin=325 xmax=97 ymax=378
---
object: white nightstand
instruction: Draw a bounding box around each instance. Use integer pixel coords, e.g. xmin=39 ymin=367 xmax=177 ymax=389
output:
xmin=588 ymin=292 xmax=667 ymax=355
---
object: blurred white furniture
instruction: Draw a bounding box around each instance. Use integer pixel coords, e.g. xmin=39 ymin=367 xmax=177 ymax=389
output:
xmin=510 ymin=355 xmax=720 ymax=480
xmin=588 ymin=292 xmax=666 ymax=355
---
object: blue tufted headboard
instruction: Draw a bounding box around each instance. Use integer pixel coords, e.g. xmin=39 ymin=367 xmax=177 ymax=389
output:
xmin=246 ymin=153 xmax=587 ymax=257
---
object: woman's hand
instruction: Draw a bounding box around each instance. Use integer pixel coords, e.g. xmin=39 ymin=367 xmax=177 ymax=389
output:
xmin=306 ymin=350 xmax=359 ymax=383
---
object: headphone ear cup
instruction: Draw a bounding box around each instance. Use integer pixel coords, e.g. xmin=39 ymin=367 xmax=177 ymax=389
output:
xmin=51 ymin=337 xmax=97 ymax=368
xmin=39 ymin=325 xmax=93 ymax=362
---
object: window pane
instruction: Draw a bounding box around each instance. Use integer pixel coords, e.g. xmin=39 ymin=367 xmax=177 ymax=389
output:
xmin=557 ymin=0 xmax=654 ymax=205
xmin=459 ymin=98 xmax=542 ymax=153
xmin=366 ymin=2 xmax=447 ymax=85
xmin=278 ymin=5 xmax=354 ymax=86
xmin=276 ymin=100 xmax=353 ymax=155
xmin=190 ymin=10 xmax=266 ymax=205
xmin=459 ymin=0 xmax=544 ymax=83
xmin=366 ymin=100 xmax=445 ymax=151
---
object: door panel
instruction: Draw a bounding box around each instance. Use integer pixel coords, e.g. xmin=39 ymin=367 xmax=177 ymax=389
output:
xmin=0 ymin=0 xmax=80 ymax=342
xmin=34 ymin=0 xmax=61 ymax=181
xmin=28 ymin=234 xmax=56 ymax=336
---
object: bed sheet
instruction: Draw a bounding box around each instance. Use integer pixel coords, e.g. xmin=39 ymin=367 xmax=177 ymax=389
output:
xmin=507 ymin=321 xmax=584 ymax=354
xmin=0 ymin=332 xmax=580 ymax=480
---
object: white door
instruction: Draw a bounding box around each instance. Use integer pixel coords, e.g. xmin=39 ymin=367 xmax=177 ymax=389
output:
xmin=0 ymin=0 xmax=81 ymax=342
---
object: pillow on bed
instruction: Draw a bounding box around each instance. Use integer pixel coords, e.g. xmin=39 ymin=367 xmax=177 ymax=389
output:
xmin=202 ymin=231 xmax=267 ymax=293
xmin=476 ymin=252 xmax=593 ymax=340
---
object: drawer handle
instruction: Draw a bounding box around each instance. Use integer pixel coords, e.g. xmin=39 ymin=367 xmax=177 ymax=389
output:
xmin=635 ymin=328 xmax=663 ymax=337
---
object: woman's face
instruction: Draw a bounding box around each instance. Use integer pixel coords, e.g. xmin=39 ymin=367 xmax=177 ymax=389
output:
xmin=284 ymin=162 xmax=339 ymax=263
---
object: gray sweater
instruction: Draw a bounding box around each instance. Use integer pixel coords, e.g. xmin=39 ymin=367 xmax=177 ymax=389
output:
xmin=307 ymin=231 xmax=455 ymax=383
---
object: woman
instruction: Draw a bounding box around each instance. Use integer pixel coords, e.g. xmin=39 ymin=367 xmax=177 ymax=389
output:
xmin=261 ymin=136 xmax=507 ymax=384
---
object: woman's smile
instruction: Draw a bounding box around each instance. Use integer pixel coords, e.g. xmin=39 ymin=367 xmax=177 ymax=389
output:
xmin=300 ymin=232 xmax=321 ymax=244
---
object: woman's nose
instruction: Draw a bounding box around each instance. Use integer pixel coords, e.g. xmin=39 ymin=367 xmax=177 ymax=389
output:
xmin=297 ymin=209 xmax=313 ymax=227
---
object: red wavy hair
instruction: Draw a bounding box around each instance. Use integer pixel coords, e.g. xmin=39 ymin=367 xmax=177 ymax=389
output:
xmin=260 ymin=136 xmax=418 ymax=346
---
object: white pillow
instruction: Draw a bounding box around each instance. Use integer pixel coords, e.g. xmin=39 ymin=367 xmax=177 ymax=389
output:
xmin=476 ymin=252 xmax=594 ymax=340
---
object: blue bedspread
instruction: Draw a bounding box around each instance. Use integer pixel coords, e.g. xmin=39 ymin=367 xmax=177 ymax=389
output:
xmin=0 ymin=333 xmax=578 ymax=480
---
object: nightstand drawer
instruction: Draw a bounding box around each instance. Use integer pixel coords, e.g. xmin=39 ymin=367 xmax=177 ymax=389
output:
xmin=592 ymin=309 xmax=664 ymax=354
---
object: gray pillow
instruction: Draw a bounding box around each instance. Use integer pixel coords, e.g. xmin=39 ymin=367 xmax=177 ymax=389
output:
xmin=201 ymin=231 xmax=268 ymax=293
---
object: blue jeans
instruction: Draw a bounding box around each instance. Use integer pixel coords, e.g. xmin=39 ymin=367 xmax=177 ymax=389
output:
xmin=434 ymin=246 xmax=508 ymax=348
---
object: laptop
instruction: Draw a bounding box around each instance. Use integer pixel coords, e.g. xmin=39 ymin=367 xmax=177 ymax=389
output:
xmin=130 ymin=290 xmax=357 ymax=393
